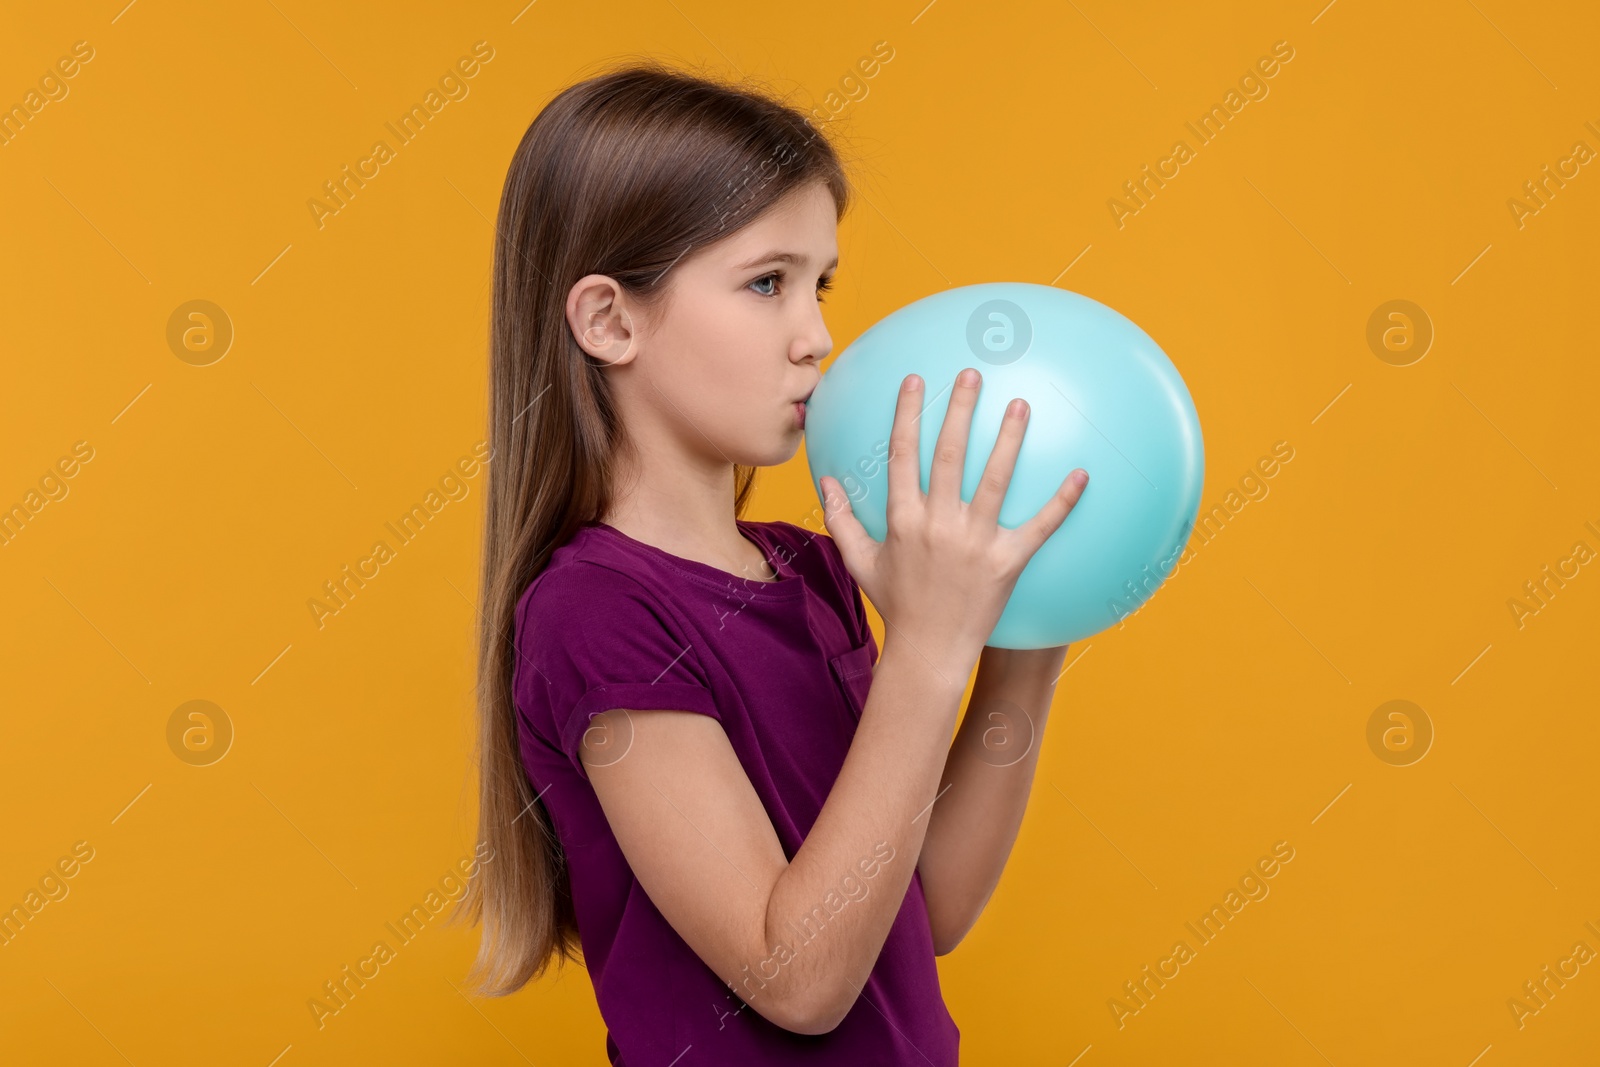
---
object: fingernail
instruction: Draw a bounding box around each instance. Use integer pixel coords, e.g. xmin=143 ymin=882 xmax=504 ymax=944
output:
xmin=1073 ymin=470 xmax=1088 ymax=487
xmin=906 ymin=374 xmax=923 ymax=391
xmin=1008 ymin=398 xmax=1027 ymax=417
xmin=959 ymin=368 xmax=978 ymax=387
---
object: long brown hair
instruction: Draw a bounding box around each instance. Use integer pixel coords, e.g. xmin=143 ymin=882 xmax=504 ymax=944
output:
xmin=448 ymin=57 xmax=853 ymax=996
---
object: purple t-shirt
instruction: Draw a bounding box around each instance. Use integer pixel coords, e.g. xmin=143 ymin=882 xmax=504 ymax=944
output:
xmin=512 ymin=518 xmax=959 ymax=1065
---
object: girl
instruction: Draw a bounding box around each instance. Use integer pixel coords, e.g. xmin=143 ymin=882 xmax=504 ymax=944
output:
xmin=453 ymin=60 xmax=1089 ymax=1064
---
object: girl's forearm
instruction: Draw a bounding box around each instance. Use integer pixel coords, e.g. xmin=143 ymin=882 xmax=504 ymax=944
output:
xmin=758 ymin=633 xmax=974 ymax=1034
xmin=915 ymin=644 xmax=1066 ymax=953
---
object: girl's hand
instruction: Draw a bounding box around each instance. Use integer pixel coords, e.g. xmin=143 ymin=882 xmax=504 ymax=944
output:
xmin=821 ymin=368 xmax=1089 ymax=679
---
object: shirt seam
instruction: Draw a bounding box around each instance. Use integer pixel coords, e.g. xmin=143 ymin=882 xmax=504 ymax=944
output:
xmin=592 ymin=521 xmax=811 ymax=601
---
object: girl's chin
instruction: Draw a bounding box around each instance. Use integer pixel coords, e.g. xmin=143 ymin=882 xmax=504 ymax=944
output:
xmin=756 ymin=437 xmax=803 ymax=466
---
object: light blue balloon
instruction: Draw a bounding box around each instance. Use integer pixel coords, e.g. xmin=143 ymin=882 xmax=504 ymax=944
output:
xmin=804 ymin=282 xmax=1204 ymax=649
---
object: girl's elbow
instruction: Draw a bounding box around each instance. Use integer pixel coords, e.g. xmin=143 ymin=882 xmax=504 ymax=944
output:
xmin=793 ymin=998 xmax=851 ymax=1035
xmin=732 ymin=980 xmax=834 ymax=1036
xmin=929 ymin=912 xmax=971 ymax=956
xmin=784 ymin=1010 xmax=844 ymax=1037
xmin=771 ymin=978 xmax=854 ymax=1035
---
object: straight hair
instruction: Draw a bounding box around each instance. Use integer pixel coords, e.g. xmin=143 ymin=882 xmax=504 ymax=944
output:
xmin=446 ymin=57 xmax=853 ymax=996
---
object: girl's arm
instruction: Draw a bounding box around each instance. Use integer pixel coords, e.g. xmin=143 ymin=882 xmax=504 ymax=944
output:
xmin=584 ymin=371 xmax=1086 ymax=1035
xmin=913 ymin=644 xmax=1069 ymax=955
xmin=582 ymin=632 xmax=976 ymax=1036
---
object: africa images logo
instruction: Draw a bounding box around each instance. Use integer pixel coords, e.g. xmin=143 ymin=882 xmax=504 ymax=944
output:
xmin=966 ymin=299 xmax=1032 ymax=366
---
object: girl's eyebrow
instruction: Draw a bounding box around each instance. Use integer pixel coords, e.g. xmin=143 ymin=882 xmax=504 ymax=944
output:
xmin=732 ymin=250 xmax=840 ymax=272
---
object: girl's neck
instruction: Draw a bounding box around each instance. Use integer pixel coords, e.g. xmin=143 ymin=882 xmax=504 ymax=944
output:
xmin=599 ymin=509 xmax=777 ymax=584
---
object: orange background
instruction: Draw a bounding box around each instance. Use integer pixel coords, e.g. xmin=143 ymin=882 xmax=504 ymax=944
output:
xmin=3 ymin=1 xmax=1597 ymax=1063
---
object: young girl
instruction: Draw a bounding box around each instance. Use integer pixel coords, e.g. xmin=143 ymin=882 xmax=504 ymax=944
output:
xmin=453 ymin=60 xmax=1088 ymax=1065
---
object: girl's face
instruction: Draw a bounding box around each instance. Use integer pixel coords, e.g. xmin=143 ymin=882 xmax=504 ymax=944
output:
xmin=576 ymin=181 xmax=838 ymax=470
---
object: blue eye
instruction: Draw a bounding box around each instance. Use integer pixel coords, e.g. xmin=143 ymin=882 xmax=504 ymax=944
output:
xmin=749 ymin=271 xmax=835 ymax=302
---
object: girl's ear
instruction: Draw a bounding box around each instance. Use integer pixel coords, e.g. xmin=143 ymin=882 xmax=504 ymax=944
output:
xmin=567 ymin=274 xmax=638 ymax=367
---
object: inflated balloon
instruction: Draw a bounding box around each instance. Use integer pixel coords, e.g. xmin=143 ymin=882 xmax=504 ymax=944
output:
xmin=804 ymin=282 xmax=1203 ymax=649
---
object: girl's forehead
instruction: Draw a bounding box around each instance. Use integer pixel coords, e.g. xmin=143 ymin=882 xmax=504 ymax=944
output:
xmin=724 ymin=186 xmax=839 ymax=248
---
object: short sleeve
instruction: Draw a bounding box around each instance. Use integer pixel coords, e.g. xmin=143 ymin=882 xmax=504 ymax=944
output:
xmin=514 ymin=562 xmax=720 ymax=780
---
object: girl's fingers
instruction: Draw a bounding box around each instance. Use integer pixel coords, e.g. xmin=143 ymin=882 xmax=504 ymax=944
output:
xmin=820 ymin=475 xmax=868 ymax=568
xmin=967 ymin=397 xmax=1029 ymax=526
xmin=1020 ymin=469 xmax=1089 ymax=553
xmin=927 ymin=368 xmax=981 ymax=511
xmin=885 ymin=374 xmax=926 ymax=524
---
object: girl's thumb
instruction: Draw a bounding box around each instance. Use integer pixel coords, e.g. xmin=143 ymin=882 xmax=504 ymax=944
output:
xmin=819 ymin=476 xmax=867 ymax=562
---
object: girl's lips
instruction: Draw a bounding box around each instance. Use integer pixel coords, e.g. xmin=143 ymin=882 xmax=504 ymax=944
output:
xmin=794 ymin=402 xmax=806 ymax=428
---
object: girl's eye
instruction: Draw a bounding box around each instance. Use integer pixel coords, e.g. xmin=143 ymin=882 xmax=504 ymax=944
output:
xmin=748 ymin=272 xmax=836 ymax=303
